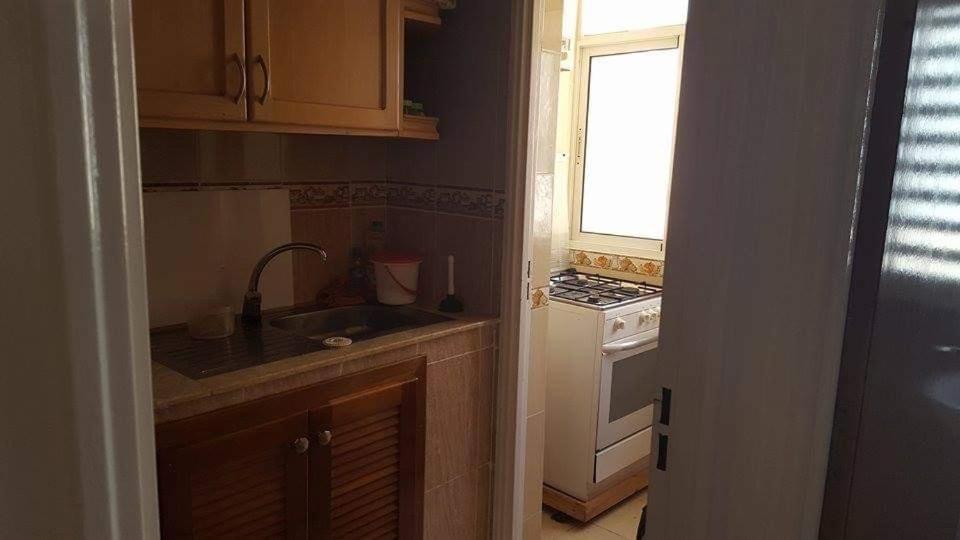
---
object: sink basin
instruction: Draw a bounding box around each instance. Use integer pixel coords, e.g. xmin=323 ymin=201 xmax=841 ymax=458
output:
xmin=270 ymin=305 xmax=452 ymax=343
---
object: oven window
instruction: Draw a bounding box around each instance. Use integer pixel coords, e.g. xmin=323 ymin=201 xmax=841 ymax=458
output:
xmin=609 ymin=347 xmax=659 ymax=422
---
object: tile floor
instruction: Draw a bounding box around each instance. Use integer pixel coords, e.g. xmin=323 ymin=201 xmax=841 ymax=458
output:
xmin=541 ymin=490 xmax=648 ymax=539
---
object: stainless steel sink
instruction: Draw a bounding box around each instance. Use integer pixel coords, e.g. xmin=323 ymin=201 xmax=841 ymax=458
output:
xmin=270 ymin=305 xmax=452 ymax=343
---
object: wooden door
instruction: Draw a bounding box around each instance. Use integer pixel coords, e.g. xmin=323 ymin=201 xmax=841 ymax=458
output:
xmin=132 ymin=0 xmax=247 ymax=121
xmin=246 ymin=0 xmax=401 ymax=132
xmin=157 ymin=413 xmax=310 ymax=539
xmin=310 ymin=379 xmax=424 ymax=539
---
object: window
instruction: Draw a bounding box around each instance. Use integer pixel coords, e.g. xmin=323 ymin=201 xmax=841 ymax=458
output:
xmin=571 ymin=31 xmax=683 ymax=257
xmin=581 ymin=0 xmax=688 ymax=36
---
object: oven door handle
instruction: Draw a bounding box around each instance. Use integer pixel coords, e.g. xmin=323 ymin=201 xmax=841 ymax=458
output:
xmin=601 ymin=335 xmax=658 ymax=355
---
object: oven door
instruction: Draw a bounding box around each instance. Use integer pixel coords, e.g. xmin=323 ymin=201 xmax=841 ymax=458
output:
xmin=596 ymin=328 xmax=658 ymax=450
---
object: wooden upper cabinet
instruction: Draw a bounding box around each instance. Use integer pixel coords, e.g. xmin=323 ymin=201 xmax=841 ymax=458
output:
xmin=132 ymin=0 xmax=247 ymax=121
xmin=246 ymin=0 xmax=402 ymax=132
xmin=157 ymin=413 xmax=310 ymax=539
xmin=310 ymin=379 xmax=423 ymax=539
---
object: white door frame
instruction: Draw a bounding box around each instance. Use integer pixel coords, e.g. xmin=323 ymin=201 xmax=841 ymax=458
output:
xmin=30 ymin=0 xmax=159 ymax=537
xmin=491 ymin=0 xmax=541 ymax=537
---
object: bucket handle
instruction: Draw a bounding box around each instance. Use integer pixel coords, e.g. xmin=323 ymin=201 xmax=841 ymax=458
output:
xmin=384 ymin=265 xmax=419 ymax=297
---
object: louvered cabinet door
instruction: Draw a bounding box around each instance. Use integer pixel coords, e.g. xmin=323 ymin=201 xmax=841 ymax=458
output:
xmin=158 ymin=413 xmax=310 ymax=539
xmin=310 ymin=379 xmax=424 ymax=539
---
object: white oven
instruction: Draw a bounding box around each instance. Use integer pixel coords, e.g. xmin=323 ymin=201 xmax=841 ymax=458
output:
xmin=597 ymin=328 xmax=658 ymax=450
xmin=544 ymin=270 xmax=662 ymax=502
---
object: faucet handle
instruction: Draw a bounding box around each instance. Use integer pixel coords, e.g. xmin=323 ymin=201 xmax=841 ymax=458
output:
xmin=241 ymin=290 xmax=263 ymax=324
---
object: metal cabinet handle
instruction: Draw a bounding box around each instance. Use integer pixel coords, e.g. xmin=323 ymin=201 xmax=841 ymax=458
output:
xmin=254 ymin=54 xmax=270 ymax=105
xmin=292 ymin=437 xmax=310 ymax=454
xmin=228 ymin=53 xmax=245 ymax=104
xmin=316 ymin=430 xmax=332 ymax=446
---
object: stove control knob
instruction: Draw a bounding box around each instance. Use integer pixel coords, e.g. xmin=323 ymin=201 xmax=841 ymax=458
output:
xmin=613 ymin=317 xmax=626 ymax=331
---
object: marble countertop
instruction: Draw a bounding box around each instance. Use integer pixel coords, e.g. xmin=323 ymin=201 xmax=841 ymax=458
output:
xmin=152 ymin=305 xmax=497 ymax=424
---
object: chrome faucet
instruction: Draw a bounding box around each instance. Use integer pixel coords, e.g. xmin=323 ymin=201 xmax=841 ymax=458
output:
xmin=241 ymin=242 xmax=327 ymax=324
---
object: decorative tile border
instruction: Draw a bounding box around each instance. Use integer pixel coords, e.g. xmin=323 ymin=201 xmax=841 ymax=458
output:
xmin=437 ymin=186 xmax=494 ymax=218
xmin=144 ymin=179 xmax=505 ymax=220
xmin=385 ymin=182 xmax=437 ymax=210
xmin=289 ymin=183 xmax=350 ymax=209
xmin=350 ymin=181 xmax=387 ymax=206
xmin=531 ymin=286 xmax=549 ymax=309
xmin=493 ymin=191 xmax=506 ymax=220
xmin=570 ymin=249 xmax=665 ymax=278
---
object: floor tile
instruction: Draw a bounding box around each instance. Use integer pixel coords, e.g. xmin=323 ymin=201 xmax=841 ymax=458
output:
xmin=540 ymin=489 xmax=648 ymax=539
xmin=592 ymin=490 xmax=648 ymax=537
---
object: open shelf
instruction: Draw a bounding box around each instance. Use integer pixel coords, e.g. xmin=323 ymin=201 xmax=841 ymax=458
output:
xmin=401 ymin=0 xmax=441 ymax=140
xmin=401 ymin=114 xmax=439 ymax=140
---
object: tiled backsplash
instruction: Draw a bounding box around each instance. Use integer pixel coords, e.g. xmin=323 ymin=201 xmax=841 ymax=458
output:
xmin=569 ymin=249 xmax=665 ymax=285
xmin=141 ymin=129 xmax=506 ymax=315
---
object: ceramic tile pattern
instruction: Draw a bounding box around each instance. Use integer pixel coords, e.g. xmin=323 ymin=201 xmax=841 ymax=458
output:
xmin=140 ymin=127 xmax=506 ymax=316
xmin=542 ymin=490 xmax=649 ymax=539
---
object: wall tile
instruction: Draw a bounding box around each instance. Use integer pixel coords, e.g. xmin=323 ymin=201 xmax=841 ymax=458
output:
xmin=386 ymin=139 xmax=439 ymax=182
xmin=425 ymin=352 xmax=480 ymax=489
xmin=290 ymin=208 xmax=352 ymax=303
xmin=477 ymin=347 xmax=497 ymax=465
xmin=139 ymin=128 xmax=198 ymax=184
xmin=281 ymin=134 xmax=344 ymax=181
xmin=523 ymin=513 xmax=542 ymax=540
xmin=339 ymin=136 xmax=388 ymax=181
xmin=528 ymin=307 xmax=547 ymax=415
xmin=350 ymin=205 xmax=385 ymax=252
xmin=418 ymin=328 xmax=482 ymax=365
xmin=436 ymin=214 xmax=494 ymax=314
xmin=524 ymin=411 xmax=545 ymax=519
xmin=424 ymin=471 xmax=479 ymax=540
xmin=475 ymin=463 xmax=493 ymax=540
xmin=198 ymin=131 xmax=282 ymax=183
xmin=385 ymin=206 xmax=439 ymax=304
xmin=532 ymin=173 xmax=554 ymax=288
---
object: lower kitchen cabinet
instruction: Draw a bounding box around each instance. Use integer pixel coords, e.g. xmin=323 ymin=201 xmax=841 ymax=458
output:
xmin=156 ymin=358 xmax=425 ymax=539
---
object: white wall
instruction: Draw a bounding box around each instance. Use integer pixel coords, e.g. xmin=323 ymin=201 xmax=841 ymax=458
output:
xmin=647 ymin=0 xmax=884 ymax=537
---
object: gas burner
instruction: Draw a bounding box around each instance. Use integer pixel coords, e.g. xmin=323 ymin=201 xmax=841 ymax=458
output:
xmin=548 ymin=269 xmax=661 ymax=309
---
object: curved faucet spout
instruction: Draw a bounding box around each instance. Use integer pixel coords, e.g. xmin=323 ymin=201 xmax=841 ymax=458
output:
xmin=241 ymin=242 xmax=327 ymax=324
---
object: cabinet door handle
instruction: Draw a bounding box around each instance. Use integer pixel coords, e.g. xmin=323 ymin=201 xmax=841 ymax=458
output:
xmin=316 ymin=430 xmax=332 ymax=446
xmin=228 ymin=53 xmax=245 ymax=104
xmin=254 ymin=54 xmax=270 ymax=105
xmin=292 ymin=437 xmax=310 ymax=454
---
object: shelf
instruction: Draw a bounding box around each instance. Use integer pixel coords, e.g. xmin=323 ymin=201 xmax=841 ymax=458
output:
xmin=400 ymin=115 xmax=439 ymax=140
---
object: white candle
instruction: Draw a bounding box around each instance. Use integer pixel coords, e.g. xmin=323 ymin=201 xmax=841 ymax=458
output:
xmin=447 ymin=255 xmax=455 ymax=295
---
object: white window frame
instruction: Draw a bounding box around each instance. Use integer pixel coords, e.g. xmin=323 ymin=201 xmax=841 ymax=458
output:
xmin=568 ymin=25 xmax=685 ymax=260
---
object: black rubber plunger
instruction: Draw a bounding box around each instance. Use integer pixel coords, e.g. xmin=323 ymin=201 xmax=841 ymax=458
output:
xmin=439 ymin=293 xmax=464 ymax=313
xmin=438 ymin=254 xmax=464 ymax=313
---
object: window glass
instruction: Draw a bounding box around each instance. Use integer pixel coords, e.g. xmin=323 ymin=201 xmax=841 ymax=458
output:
xmin=581 ymin=0 xmax=688 ymax=35
xmin=580 ymin=47 xmax=680 ymax=240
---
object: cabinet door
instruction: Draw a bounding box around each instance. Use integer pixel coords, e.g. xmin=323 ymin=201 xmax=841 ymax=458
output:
xmin=157 ymin=413 xmax=310 ymax=539
xmin=246 ymin=0 xmax=401 ymax=131
xmin=310 ymin=379 xmax=424 ymax=539
xmin=132 ymin=0 xmax=247 ymax=121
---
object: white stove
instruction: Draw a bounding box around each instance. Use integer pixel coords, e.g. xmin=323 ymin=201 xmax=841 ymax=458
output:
xmin=544 ymin=269 xmax=662 ymax=510
xmin=550 ymin=269 xmax=662 ymax=310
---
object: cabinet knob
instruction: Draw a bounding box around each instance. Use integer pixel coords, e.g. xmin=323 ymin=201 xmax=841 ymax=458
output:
xmin=316 ymin=430 xmax=333 ymax=446
xmin=292 ymin=437 xmax=310 ymax=454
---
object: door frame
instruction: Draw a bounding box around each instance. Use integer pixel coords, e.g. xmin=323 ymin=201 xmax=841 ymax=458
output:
xmin=32 ymin=0 xmax=160 ymax=537
xmin=492 ymin=0 xmax=540 ymax=537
